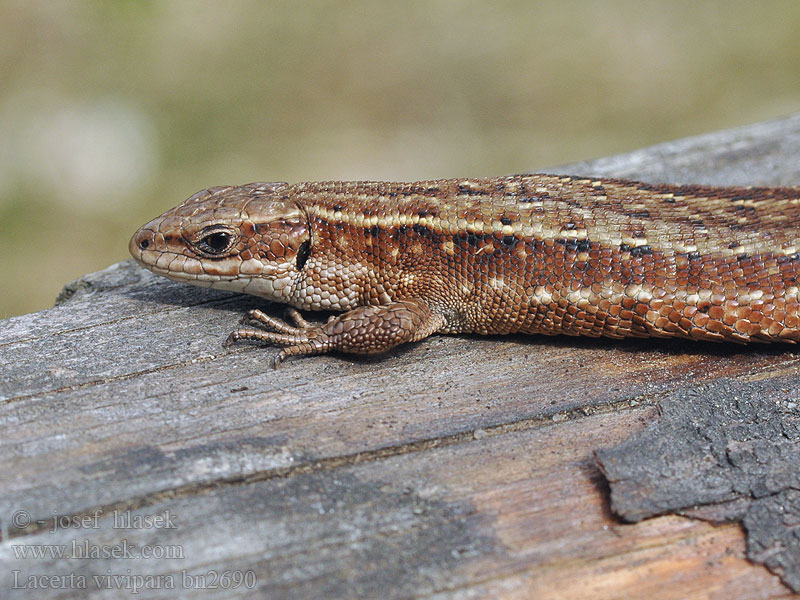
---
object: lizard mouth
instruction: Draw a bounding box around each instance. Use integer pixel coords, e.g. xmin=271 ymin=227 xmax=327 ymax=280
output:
xmin=129 ymin=229 xmax=239 ymax=284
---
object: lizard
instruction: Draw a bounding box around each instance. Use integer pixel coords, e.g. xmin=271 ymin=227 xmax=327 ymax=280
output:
xmin=129 ymin=175 xmax=800 ymax=366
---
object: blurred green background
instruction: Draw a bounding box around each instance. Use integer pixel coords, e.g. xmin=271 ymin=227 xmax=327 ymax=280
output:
xmin=3 ymin=1 xmax=800 ymax=317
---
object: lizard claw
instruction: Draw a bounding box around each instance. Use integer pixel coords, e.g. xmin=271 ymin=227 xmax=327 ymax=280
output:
xmin=225 ymin=308 xmax=329 ymax=367
xmin=226 ymin=300 xmax=445 ymax=366
xmin=240 ymin=309 xmax=310 ymax=335
xmin=284 ymin=307 xmax=314 ymax=329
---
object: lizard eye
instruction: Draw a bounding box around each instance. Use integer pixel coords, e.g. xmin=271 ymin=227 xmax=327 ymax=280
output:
xmin=196 ymin=230 xmax=235 ymax=254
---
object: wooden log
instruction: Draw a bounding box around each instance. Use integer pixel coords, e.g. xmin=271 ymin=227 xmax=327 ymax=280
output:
xmin=3 ymin=115 xmax=800 ymax=597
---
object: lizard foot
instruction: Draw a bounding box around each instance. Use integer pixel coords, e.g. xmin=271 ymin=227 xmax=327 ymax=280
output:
xmin=225 ymin=300 xmax=446 ymax=367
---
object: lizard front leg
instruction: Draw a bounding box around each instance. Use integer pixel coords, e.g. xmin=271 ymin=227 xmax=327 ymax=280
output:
xmin=226 ymin=299 xmax=447 ymax=367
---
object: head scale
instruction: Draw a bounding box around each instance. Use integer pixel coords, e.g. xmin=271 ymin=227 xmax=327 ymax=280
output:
xmin=129 ymin=182 xmax=310 ymax=302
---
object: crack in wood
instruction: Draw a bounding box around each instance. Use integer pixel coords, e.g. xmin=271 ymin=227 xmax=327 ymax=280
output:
xmin=0 ymin=351 xmax=236 ymax=404
xmin=3 ymin=396 xmax=650 ymax=541
xmin=0 ymin=295 xmax=251 ymax=349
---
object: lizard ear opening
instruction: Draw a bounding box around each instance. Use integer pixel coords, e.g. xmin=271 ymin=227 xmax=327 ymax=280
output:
xmin=296 ymin=240 xmax=311 ymax=270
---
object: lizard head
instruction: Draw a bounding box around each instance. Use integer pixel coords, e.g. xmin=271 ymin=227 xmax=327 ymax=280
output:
xmin=130 ymin=182 xmax=311 ymax=301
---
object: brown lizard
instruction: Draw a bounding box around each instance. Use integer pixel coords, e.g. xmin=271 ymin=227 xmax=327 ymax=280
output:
xmin=130 ymin=175 xmax=800 ymax=366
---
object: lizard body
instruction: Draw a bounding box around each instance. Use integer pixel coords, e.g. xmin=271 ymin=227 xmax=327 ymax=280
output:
xmin=130 ymin=175 xmax=800 ymax=365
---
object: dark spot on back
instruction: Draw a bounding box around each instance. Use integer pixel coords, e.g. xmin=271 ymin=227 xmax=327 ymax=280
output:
xmin=728 ymin=241 xmax=740 ymax=249
xmin=630 ymin=245 xmax=652 ymax=257
xmin=554 ymin=238 xmax=583 ymax=252
xmin=458 ymin=184 xmax=489 ymax=196
xmin=620 ymin=243 xmax=632 ymax=252
xmin=412 ymin=223 xmax=429 ymax=236
xmin=454 ymin=232 xmax=482 ymax=248
xmin=500 ymin=216 xmax=513 ymax=225
xmin=561 ymin=198 xmax=584 ymax=208
xmin=333 ymin=204 xmax=343 ymax=212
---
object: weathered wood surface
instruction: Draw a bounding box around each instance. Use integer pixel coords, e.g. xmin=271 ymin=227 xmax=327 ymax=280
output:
xmin=596 ymin=377 xmax=800 ymax=589
xmin=3 ymin=116 xmax=800 ymax=598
